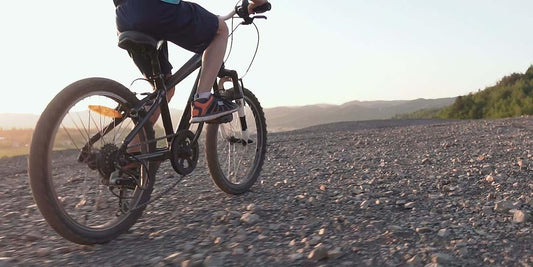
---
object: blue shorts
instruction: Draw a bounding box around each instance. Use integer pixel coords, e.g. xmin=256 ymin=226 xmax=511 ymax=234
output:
xmin=116 ymin=0 xmax=219 ymax=75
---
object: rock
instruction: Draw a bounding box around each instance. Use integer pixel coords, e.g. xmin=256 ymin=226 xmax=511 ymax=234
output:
xmin=494 ymin=200 xmax=514 ymax=213
xmin=308 ymin=246 xmax=328 ymax=261
xmin=181 ymin=260 xmax=203 ymax=267
xmin=406 ymin=255 xmax=421 ymax=266
xmin=352 ymin=186 xmax=364 ymax=194
xmin=437 ymin=229 xmax=450 ymax=238
xmin=362 ymin=258 xmax=375 ymax=266
xmin=148 ymin=256 xmax=164 ymax=265
xmin=24 ymin=230 xmax=43 ymax=242
xmin=165 ymin=252 xmax=185 ymax=264
xmin=485 ymin=174 xmax=494 ymax=182
xmin=416 ymin=227 xmax=432 ymax=234
xmin=204 ymin=255 xmax=225 ymax=267
xmin=431 ymin=253 xmax=455 ymax=265
xmin=327 ymin=247 xmax=343 ymax=259
xmin=269 ymin=224 xmax=281 ymax=231
xmin=232 ymin=247 xmax=245 ymax=255
xmin=512 ymin=210 xmax=532 ymax=223
xmin=53 ymin=247 xmax=74 ymax=254
xmin=404 ymin=202 xmax=416 ymax=209
xmin=36 ymin=248 xmax=52 ymax=257
xmin=288 ymin=253 xmax=304 ymax=261
xmin=307 ymin=235 xmax=322 ymax=246
xmin=246 ymin=203 xmax=256 ymax=211
xmin=241 ymin=212 xmax=260 ymax=225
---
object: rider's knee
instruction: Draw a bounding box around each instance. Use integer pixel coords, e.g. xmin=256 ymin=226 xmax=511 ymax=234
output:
xmin=217 ymin=17 xmax=229 ymax=38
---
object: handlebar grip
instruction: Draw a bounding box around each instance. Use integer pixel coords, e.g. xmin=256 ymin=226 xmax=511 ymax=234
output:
xmin=253 ymin=2 xmax=272 ymax=14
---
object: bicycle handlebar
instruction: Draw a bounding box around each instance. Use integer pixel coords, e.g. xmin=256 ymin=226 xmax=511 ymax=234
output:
xmin=220 ymin=0 xmax=271 ymax=24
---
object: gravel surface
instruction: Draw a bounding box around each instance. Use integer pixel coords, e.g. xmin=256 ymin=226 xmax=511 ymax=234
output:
xmin=1 ymin=117 xmax=533 ymax=266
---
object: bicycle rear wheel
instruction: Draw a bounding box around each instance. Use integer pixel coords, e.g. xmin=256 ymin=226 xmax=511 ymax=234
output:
xmin=28 ymin=77 xmax=156 ymax=244
xmin=205 ymin=88 xmax=267 ymax=194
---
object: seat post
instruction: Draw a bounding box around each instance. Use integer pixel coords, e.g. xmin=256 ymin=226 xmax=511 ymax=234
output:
xmin=149 ymin=50 xmax=166 ymax=92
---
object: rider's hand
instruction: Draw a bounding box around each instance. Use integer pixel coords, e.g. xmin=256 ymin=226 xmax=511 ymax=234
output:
xmin=248 ymin=0 xmax=269 ymax=14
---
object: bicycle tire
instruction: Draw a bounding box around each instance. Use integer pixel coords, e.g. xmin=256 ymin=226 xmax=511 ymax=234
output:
xmin=28 ymin=77 xmax=156 ymax=244
xmin=205 ymin=88 xmax=267 ymax=194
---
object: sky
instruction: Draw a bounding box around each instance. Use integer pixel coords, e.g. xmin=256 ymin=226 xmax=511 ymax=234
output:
xmin=1 ymin=0 xmax=533 ymax=114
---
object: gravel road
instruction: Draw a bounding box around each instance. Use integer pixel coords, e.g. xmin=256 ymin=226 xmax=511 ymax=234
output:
xmin=1 ymin=117 xmax=532 ymax=266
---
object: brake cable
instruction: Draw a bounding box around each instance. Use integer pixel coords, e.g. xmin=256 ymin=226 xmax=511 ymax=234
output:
xmin=223 ymin=1 xmax=263 ymax=79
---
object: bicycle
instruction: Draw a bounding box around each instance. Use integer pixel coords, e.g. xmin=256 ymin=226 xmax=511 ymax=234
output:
xmin=28 ymin=0 xmax=270 ymax=245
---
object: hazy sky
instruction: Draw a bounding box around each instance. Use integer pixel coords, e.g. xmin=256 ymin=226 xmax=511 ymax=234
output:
xmin=1 ymin=0 xmax=533 ymax=114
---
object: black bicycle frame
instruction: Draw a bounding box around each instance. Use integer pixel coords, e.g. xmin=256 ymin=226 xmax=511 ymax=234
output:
xmin=118 ymin=53 xmax=203 ymax=162
xmin=80 ymin=44 xmax=247 ymax=168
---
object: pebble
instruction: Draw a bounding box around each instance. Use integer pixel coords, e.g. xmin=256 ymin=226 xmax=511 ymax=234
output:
xmin=36 ymin=248 xmax=52 ymax=257
xmin=494 ymin=200 xmax=515 ymax=212
xmin=512 ymin=210 xmax=531 ymax=223
xmin=327 ymin=247 xmax=343 ymax=259
xmin=164 ymin=252 xmax=184 ymax=264
xmin=416 ymin=227 xmax=432 ymax=233
xmin=288 ymin=253 xmax=303 ymax=261
xmin=437 ymin=229 xmax=450 ymax=238
xmin=431 ymin=253 xmax=455 ymax=265
xmin=204 ymin=255 xmax=224 ymax=267
xmin=404 ymin=202 xmax=416 ymax=209
xmin=308 ymin=246 xmax=329 ymax=261
xmin=24 ymin=231 xmax=42 ymax=242
xmin=241 ymin=212 xmax=260 ymax=225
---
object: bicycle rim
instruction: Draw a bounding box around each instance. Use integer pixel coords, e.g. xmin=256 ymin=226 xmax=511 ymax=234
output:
xmin=205 ymin=89 xmax=267 ymax=194
xmin=41 ymin=90 xmax=150 ymax=232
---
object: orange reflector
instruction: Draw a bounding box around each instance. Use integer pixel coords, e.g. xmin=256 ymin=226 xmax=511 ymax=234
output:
xmin=88 ymin=105 xmax=122 ymax=119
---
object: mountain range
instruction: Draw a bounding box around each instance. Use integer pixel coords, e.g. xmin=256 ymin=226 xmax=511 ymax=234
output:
xmin=0 ymin=97 xmax=455 ymax=132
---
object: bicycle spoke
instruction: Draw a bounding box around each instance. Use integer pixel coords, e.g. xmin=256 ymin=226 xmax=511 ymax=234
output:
xmin=61 ymin=124 xmax=82 ymax=151
xmin=89 ymin=110 xmax=106 ymax=146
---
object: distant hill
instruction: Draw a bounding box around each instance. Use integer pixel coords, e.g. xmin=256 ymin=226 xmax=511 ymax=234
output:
xmin=264 ymin=98 xmax=455 ymax=131
xmin=437 ymin=65 xmax=533 ymax=119
xmin=0 ymin=97 xmax=455 ymax=132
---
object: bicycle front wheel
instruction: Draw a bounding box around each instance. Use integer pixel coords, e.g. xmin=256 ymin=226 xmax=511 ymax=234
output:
xmin=205 ymin=88 xmax=267 ymax=194
xmin=28 ymin=77 xmax=156 ymax=244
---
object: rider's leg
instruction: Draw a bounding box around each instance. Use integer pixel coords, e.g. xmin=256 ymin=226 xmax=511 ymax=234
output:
xmin=128 ymin=76 xmax=174 ymax=154
xmin=196 ymin=17 xmax=228 ymax=97
xmin=190 ymin=17 xmax=238 ymax=123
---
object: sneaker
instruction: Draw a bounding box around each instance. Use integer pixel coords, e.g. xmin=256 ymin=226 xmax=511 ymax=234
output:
xmin=190 ymin=94 xmax=238 ymax=123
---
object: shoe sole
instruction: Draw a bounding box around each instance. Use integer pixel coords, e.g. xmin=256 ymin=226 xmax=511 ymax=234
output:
xmin=190 ymin=108 xmax=238 ymax=123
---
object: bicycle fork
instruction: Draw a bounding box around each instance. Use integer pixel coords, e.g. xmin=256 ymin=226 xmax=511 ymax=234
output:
xmin=217 ymin=67 xmax=250 ymax=143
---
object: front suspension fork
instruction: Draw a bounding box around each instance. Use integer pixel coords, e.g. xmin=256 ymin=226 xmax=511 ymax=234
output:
xmin=217 ymin=69 xmax=249 ymax=142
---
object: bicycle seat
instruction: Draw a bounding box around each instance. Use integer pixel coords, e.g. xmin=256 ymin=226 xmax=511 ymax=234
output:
xmin=118 ymin=31 xmax=158 ymax=52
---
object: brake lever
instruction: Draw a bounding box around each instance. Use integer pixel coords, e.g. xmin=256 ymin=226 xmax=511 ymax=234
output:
xmin=242 ymin=15 xmax=267 ymax=25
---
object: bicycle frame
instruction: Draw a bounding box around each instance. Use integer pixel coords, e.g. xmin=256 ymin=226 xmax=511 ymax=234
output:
xmin=80 ymin=49 xmax=247 ymax=168
xmin=119 ymin=52 xmax=203 ymax=163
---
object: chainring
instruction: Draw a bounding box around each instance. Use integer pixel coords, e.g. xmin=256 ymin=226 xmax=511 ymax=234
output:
xmin=170 ymin=130 xmax=199 ymax=175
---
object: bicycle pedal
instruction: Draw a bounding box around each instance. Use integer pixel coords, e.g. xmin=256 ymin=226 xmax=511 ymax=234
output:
xmin=207 ymin=114 xmax=233 ymax=124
